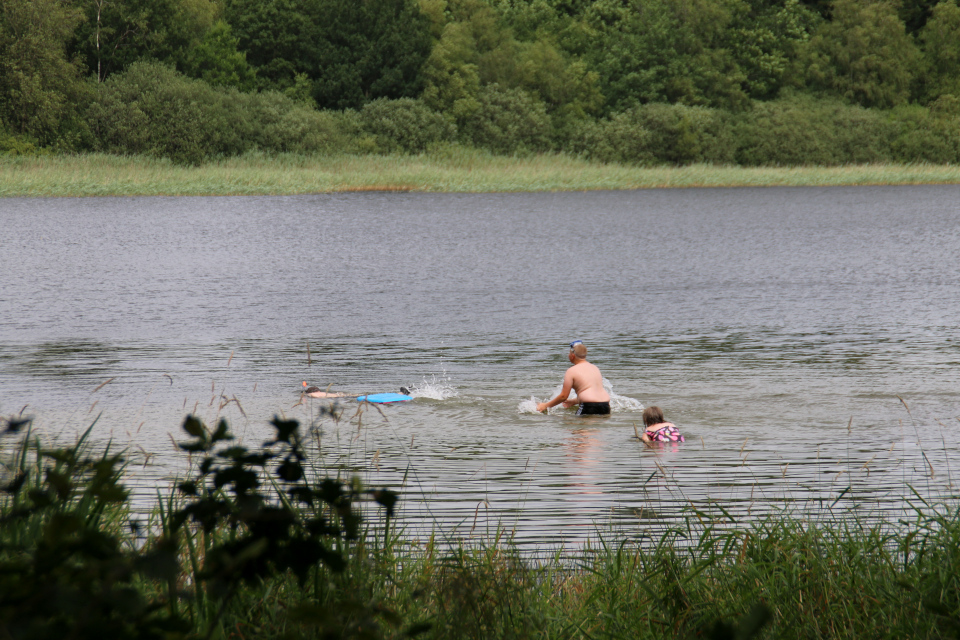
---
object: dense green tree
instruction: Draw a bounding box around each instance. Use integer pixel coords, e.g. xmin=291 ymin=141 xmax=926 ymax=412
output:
xmin=1 ymin=0 xmax=957 ymax=163
xmin=731 ymin=0 xmax=819 ymax=99
xmin=563 ymin=101 xmax=738 ymax=164
xmin=799 ymin=0 xmax=832 ymax=17
xmin=226 ymin=0 xmax=431 ymax=108
xmin=421 ymin=0 xmax=511 ymax=120
xmin=899 ymin=0 xmax=939 ymax=33
xmin=182 ymin=20 xmax=256 ymax=90
xmin=491 ymin=0 xmax=570 ymax=41
xmin=69 ymin=0 xmax=218 ymax=81
xmin=422 ymin=0 xmax=601 ymax=128
xmin=918 ymin=0 xmax=960 ymax=101
xmin=0 ymin=0 xmax=87 ymax=146
xmin=417 ymin=0 xmax=448 ymax=39
xmin=541 ymin=0 xmax=594 ymax=16
xmin=224 ymin=0 xmax=310 ymax=91
xmin=581 ymin=102 xmax=735 ymax=164
xmin=309 ymin=0 xmax=433 ymax=109
xmin=581 ymin=0 xmax=750 ymax=112
xmin=797 ymin=0 xmax=919 ymax=107
xmin=479 ymin=38 xmax=603 ymax=117
xmin=421 ymin=20 xmax=484 ymax=118
xmin=889 ymin=101 xmax=960 ymax=162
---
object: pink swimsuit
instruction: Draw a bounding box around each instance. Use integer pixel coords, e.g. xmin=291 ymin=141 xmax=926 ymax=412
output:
xmin=645 ymin=424 xmax=685 ymax=442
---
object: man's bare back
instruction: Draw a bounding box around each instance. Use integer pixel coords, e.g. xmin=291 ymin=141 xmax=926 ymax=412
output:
xmin=561 ymin=360 xmax=610 ymax=405
xmin=536 ymin=341 xmax=611 ymax=414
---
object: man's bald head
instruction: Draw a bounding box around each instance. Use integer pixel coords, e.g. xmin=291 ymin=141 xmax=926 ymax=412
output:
xmin=570 ymin=341 xmax=587 ymax=360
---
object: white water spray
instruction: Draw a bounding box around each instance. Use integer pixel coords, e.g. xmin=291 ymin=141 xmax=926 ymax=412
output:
xmin=407 ymin=374 xmax=459 ymax=400
xmin=518 ymin=378 xmax=643 ymax=414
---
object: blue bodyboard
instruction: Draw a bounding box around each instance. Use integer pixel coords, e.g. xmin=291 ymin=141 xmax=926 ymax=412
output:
xmin=357 ymin=393 xmax=413 ymax=404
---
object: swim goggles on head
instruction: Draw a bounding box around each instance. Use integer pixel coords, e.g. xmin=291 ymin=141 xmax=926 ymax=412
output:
xmin=569 ymin=340 xmax=583 ymax=349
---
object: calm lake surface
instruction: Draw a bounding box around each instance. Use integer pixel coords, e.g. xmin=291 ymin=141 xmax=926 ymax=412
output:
xmin=2 ymin=186 xmax=959 ymax=547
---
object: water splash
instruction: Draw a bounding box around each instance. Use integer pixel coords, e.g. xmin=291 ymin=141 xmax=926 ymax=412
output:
xmin=518 ymin=378 xmax=643 ymax=414
xmin=518 ymin=396 xmax=541 ymax=414
xmin=605 ymin=378 xmax=644 ymax=412
xmin=407 ymin=374 xmax=459 ymax=400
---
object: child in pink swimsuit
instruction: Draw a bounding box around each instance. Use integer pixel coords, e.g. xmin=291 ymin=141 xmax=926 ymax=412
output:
xmin=641 ymin=406 xmax=685 ymax=443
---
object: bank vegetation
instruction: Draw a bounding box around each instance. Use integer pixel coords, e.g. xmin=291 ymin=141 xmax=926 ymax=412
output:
xmin=4 ymin=152 xmax=960 ymax=197
xmin=2 ymin=0 xmax=960 ymax=174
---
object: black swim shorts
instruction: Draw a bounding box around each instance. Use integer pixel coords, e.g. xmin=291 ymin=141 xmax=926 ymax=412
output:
xmin=577 ymin=401 xmax=611 ymax=416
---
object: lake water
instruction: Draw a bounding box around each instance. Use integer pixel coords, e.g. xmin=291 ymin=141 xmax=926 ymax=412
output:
xmin=2 ymin=186 xmax=959 ymax=547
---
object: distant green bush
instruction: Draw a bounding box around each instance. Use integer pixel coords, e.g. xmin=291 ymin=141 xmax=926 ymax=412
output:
xmin=458 ymin=84 xmax=553 ymax=155
xmin=732 ymin=95 xmax=897 ymax=165
xmin=564 ymin=98 xmax=960 ymax=167
xmin=237 ymin=91 xmax=352 ymax=155
xmin=0 ymin=130 xmax=44 ymax=156
xmin=565 ymin=103 xmax=734 ymax=166
xmin=358 ymin=98 xmax=456 ymax=153
xmin=888 ymin=103 xmax=960 ymax=164
xmin=74 ymin=61 xmax=960 ymax=166
xmin=627 ymin=103 xmax=735 ymax=165
xmin=563 ymin=116 xmax=653 ymax=165
xmin=85 ymin=62 xmax=351 ymax=164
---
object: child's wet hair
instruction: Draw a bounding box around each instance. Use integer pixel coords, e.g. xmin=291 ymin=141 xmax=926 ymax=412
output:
xmin=642 ymin=405 xmax=665 ymax=427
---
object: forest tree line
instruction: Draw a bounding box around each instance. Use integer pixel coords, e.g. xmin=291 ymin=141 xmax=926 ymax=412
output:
xmin=2 ymin=0 xmax=960 ymax=164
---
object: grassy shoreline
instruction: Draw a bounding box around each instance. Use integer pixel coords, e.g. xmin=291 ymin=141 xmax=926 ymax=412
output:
xmin=2 ymin=152 xmax=960 ymax=197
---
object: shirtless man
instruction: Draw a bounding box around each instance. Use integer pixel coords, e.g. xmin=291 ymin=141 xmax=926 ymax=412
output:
xmin=536 ymin=341 xmax=611 ymax=415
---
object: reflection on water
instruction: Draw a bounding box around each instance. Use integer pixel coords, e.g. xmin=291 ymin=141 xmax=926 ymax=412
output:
xmin=1 ymin=186 xmax=959 ymax=546
xmin=563 ymin=428 xmax=605 ymax=498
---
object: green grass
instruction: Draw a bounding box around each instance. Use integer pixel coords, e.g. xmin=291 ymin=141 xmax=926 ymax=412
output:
xmin=191 ymin=502 xmax=960 ymax=640
xmin=2 ymin=151 xmax=960 ymax=197
xmin=392 ymin=507 xmax=960 ymax=640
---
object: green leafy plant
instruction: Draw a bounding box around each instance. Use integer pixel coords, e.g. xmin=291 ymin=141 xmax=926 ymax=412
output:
xmin=0 ymin=412 xmax=404 ymax=640
xmin=166 ymin=414 xmax=401 ymax=638
xmin=0 ymin=415 xmax=187 ymax=640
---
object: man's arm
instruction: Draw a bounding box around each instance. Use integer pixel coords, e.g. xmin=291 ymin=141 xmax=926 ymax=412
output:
xmin=536 ymin=371 xmax=574 ymax=412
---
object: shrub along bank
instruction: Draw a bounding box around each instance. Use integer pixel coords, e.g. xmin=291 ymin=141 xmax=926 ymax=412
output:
xmin=90 ymin=65 xmax=960 ymax=166
xmin=3 ymin=62 xmax=960 ymax=166
xmin=1 ymin=412 xmax=960 ymax=640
